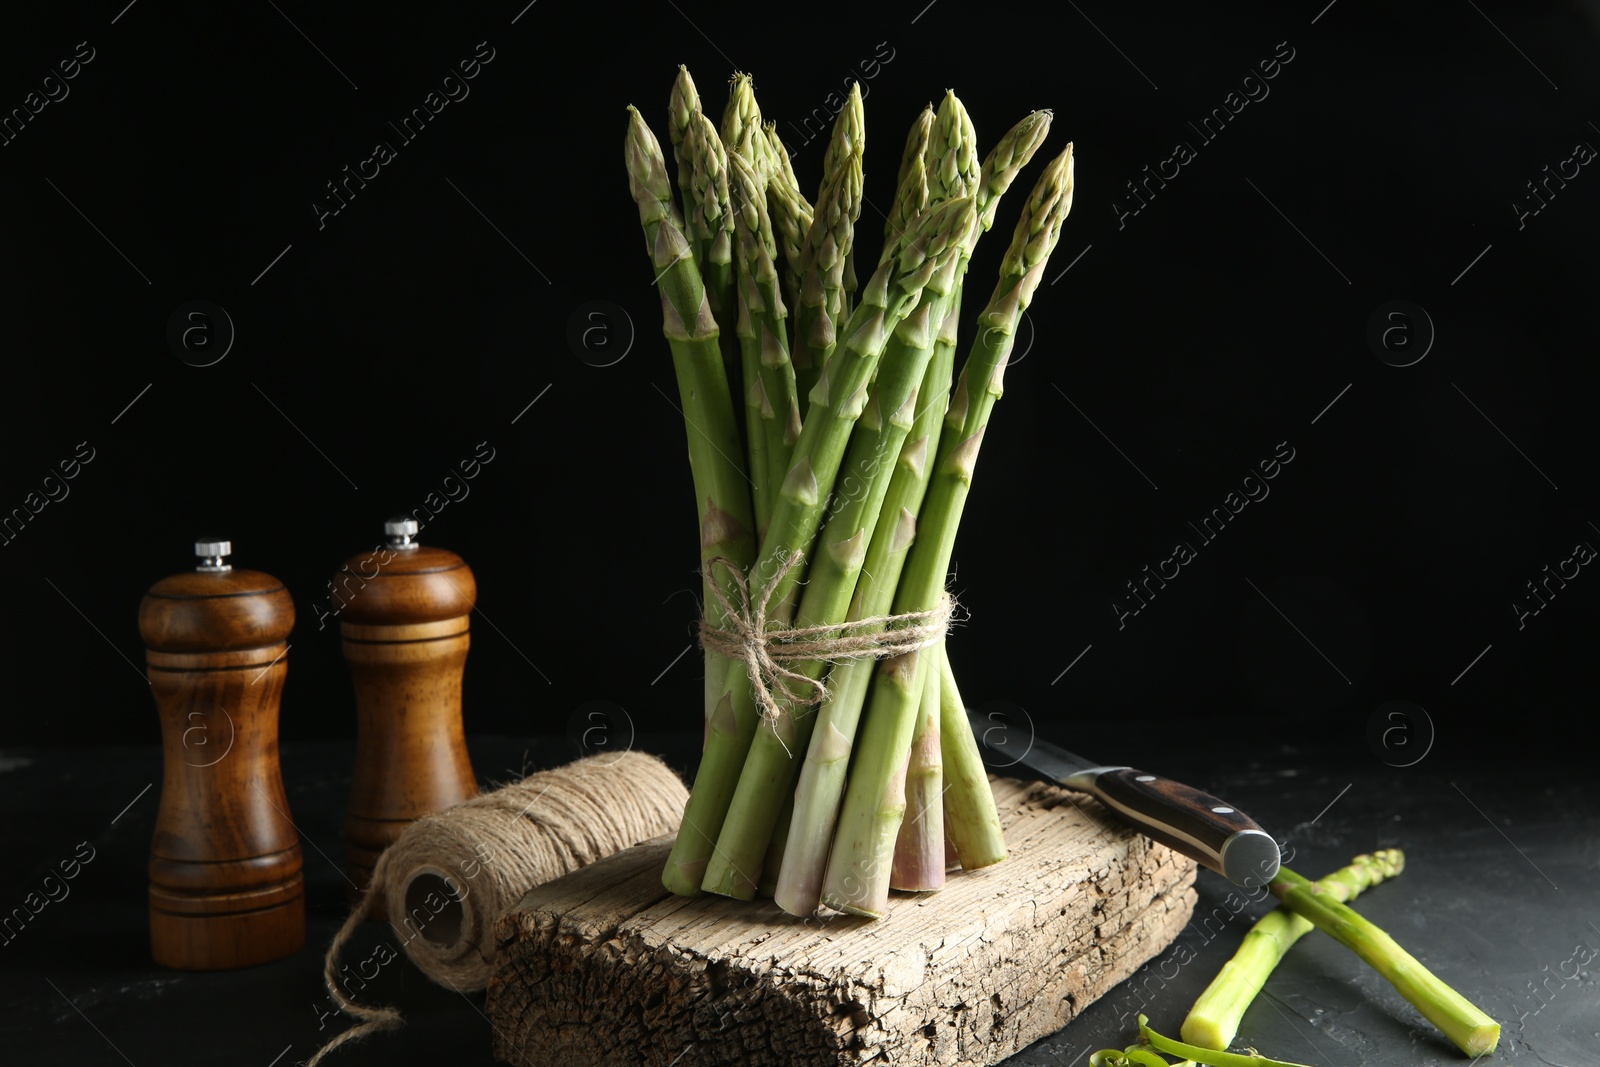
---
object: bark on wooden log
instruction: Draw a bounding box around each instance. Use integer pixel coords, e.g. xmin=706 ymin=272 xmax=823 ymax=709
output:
xmin=487 ymin=777 xmax=1197 ymax=1067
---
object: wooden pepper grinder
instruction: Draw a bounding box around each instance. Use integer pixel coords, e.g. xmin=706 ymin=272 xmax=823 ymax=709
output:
xmin=140 ymin=539 xmax=304 ymax=970
xmin=340 ymin=517 xmax=479 ymax=912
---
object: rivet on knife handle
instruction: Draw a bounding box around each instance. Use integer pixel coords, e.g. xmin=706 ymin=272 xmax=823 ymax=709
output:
xmin=1090 ymin=768 xmax=1280 ymax=888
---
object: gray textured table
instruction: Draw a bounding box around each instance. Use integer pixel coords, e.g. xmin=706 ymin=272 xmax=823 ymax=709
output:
xmin=2 ymin=735 xmax=1593 ymax=1066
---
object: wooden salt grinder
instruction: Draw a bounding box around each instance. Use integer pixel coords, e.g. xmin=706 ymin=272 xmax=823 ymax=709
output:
xmin=140 ymin=539 xmax=304 ymax=970
xmin=340 ymin=517 xmax=479 ymax=910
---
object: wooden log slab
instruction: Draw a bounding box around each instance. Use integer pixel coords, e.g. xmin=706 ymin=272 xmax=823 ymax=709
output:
xmin=487 ymin=777 xmax=1198 ymax=1067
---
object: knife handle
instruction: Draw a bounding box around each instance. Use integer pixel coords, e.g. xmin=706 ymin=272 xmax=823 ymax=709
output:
xmin=1088 ymin=768 xmax=1280 ymax=889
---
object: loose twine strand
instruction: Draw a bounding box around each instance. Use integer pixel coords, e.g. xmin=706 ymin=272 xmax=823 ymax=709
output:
xmin=305 ymin=751 xmax=689 ymax=1065
xmin=697 ymin=551 xmax=956 ymax=722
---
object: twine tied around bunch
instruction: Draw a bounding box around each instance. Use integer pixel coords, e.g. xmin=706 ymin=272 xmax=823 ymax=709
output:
xmin=697 ymin=551 xmax=957 ymax=721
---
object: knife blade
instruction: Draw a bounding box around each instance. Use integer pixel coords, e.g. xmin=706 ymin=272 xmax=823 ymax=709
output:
xmin=969 ymin=709 xmax=1280 ymax=888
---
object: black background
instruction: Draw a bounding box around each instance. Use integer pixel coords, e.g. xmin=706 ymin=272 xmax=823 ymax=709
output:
xmin=3 ymin=0 xmax=1597 ymax=768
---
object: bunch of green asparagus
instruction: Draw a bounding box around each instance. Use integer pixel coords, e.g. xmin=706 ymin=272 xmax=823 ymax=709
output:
xmin=625 ymin=68 xmax=1074 ymax=917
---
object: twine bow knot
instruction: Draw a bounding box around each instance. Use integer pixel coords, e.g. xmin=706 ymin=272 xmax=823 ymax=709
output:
xmin=697 ymin=551 xmax=956 ymax=722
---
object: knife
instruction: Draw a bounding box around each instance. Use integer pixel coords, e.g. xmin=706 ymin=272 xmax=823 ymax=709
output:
xmin=970 ymin=710 xmax=1280 ymax=889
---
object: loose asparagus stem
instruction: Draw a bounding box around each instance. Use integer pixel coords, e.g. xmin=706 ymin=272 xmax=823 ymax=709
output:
xmin=821 ymin=146 xmax=1076 ymax=918
xmin=665 ymin=195 xmax=976 ymax=898
xmin=937 ymin=640 xmax=1006 ymax=868
xmin=728 ymin=150 xmax=801 ymax=540
xmin=1183 ymin=850 xmax=1405 ymax=1051
xmin=626 ymin=105 xmax=758 ymax=745
xmin=698 ymin=196 xmax=977 ymax=898
xmin=772 ymin=111 xmax=1054 ymax=916
xmin=1138 ymin=1015 xmax=1311 ymax=1067
xmin=890 ymin=653 xmax=945 ymax=891
xmin=791 ymin=84 xmax=864 ymax=414
xmin=1269 ymin=866 xmax=1499 ymax=1057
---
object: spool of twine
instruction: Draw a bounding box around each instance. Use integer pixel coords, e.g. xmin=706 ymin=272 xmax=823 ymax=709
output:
xmin=308 ymin=750 xmax=689 ymax=1064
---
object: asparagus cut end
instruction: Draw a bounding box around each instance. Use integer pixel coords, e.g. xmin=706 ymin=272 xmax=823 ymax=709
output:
xmin=1178 ymin=1014 xmax=1230 ymax=1054
xmin=1269 ymin=866 xmax=1499 ymax=1057
xmin=662 ymin=856 xmax=707 ymax=897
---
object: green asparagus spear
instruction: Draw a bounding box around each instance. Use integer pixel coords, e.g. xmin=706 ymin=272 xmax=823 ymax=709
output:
xmin=1137 ymin=1015 xmax=1311 ymax=1067
xmin=666 ymin=66 xmax=701 ymax=205
xmin=936 ymin=639 xmax=1006 ymax=868
xmin=791 ymin=84 xmax=864 ymax=414
xmin=626 ymin=105 xmax=757 ymax=739
xmin=766 ymin=122 xmax=801 ymax=197
xmin=880 ymin=105 xmax=934 ymax=263
xmin=723 ymin=74 xmax=781 ymax=192
xmin=821 ymin=145 xmax=1076 ymax=918
xmin=680 ymin=108 xmax=742 ymax=411
xmin=891 ymin=652 xmax=945 ymax=890
xmin=767 ymin=178 xmax=814 ymax=333
xmin=976 ymin=110 xmax=1053 ymax=231
xmin=819 ymin=82 xmax=863 ymax=191
xmin=727 ymin=149 xmax=802 ymax=539
xmin=720 ymin=72 xmax=761 ymax=160
xmin=1184 ymin=850 xmax=1405 ymax=1050
xmin=926 ymin=108 xmax=1054 ymax=871
xmin=1270 ymin=866 xmax=1499 ymax=1057
xmin=924 ymin=90 xmax=979 ymax=217
xmin=757 ymin=789 xmax=794 ymax=898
